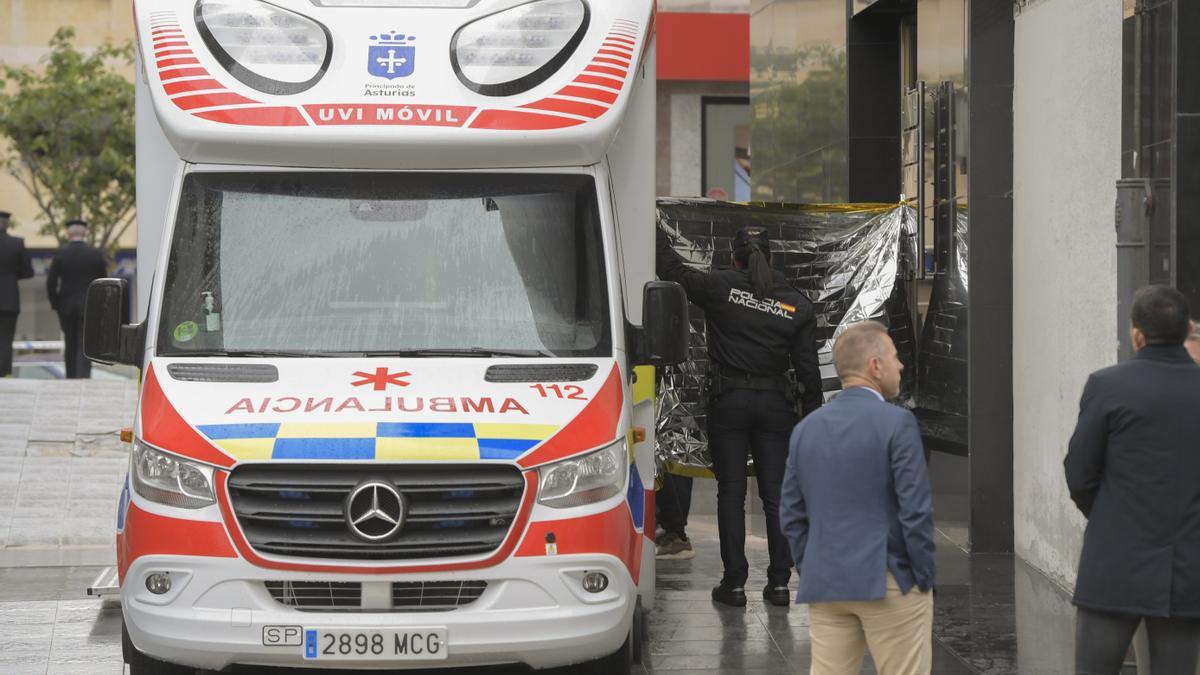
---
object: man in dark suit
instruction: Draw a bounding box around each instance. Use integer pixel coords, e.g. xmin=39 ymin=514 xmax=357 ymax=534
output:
xmin=46 ymin=219 xmax=107 ymax=379
xmin=781 ymin=320 xmax=935 ymax=674
xmin=0 ymin=211 xmax=35 ymax=377
xmin=1065 ymin=285 xmax=1200 ymax=674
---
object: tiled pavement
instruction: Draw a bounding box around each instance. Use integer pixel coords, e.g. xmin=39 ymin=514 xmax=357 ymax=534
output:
xmin=0 ymin=380 xmax=1079 ymax=674
xmin=0 ymin=379 xmax=134 ymax=564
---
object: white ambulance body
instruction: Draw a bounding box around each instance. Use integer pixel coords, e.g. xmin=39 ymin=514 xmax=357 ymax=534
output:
xmin=87 ymin=1 xmax=686 ymax=671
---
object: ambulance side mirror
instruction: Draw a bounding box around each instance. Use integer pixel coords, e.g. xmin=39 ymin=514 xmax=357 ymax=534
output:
xmin=84 ymin=278 xmax=143 ymax=367
xmin=634 ymin=281 xmax=690 ymax=366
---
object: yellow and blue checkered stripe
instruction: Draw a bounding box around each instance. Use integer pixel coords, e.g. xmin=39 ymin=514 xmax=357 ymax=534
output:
xmin=196 ymin=422 xmax=560 ymax=461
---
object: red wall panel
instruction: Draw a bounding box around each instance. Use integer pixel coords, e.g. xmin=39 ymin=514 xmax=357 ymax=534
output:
xmin=657 ymin=13 xmax=750 ymax=82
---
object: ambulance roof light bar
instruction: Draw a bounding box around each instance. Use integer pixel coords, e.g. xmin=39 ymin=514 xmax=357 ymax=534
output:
xmin=195 ymin=0 xmax=333 ymax=96
xmin=451 ymin=0 xmax=590 ymax=97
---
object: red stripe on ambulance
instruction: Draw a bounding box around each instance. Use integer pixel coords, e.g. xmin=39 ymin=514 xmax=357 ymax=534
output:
xmin=470 ymin=110 xmax=585 ymax=130
xmin=173 ymin=92 xmax=261 ymax=111
xmin=157 ymin=57 xmax=200 ymax=69
xmin=585 ymin=65 xmax=629 ymax=79
xmin=516 ymin=503 xmax=643 ymax=584
xmin=555 ymin=85 xmax=619 ymax=104
xmin=163 ymin=78 xmax=225 ymax=96
xmin=160 ymin=67 xmax=211 ymax=82
xmin=140 ymin=365 xmax=236 ymax=468
xmin=593 ymin=56 xmax=632 ymax=69
xmin=521 ymin=97 xmax=608 ymax=119
xmin=574 ymin=74 xmax=624 ymax=90
xmin=194 ymin=107 xmax=310 ymax=127
xmin=118 ymin=504 xmax=236 ymax=583
xmin=518 ymin=364 xmax=622 ymax=468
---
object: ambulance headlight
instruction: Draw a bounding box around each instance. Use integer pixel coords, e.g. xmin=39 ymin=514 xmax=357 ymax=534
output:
xmin=536 ymin=439 xmax=626 ymax=509
xmin=195 ymin=0 xmax=332 ymax=96
xmin=132 ymin=439 xmax=216 ymax=509
xmin=452 ymin=0 xmax=590 ymax=97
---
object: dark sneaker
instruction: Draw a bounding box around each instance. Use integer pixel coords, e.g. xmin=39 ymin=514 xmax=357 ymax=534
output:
xmin=763 ymin=585 xmax=791 ymax=607
xmin=655 ymin=532 xmax=695 ymax=560
xmin=711 ymin=585 xmax=747 ymax=607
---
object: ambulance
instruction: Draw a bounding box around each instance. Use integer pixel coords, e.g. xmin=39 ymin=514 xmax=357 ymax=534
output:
xmin=85 ymin=1 xmax=686 ymax=672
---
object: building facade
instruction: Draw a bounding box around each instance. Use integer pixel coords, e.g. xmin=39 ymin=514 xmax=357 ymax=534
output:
xmin=751 ymin=0 xmax=1015 ymax=554
xmin=752 ymin=0 xmax=1199 ymax=607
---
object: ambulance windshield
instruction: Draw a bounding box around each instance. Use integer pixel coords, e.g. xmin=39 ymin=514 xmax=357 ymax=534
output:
xmin=157 ymin=172 xmax=611 ymax=357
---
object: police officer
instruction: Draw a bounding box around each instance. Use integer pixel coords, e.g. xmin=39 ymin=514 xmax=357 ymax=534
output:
xmin=656 ymin=225 xmax=823 ymax=607
xmin=0 ymin=211 xmax=35 ymax=377
xmin=47 ymin=219 xmax=107 ymax=378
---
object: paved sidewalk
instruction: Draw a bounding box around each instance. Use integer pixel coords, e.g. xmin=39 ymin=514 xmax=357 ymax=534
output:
xmin=0 ymin=380 xmax=135 ymax=567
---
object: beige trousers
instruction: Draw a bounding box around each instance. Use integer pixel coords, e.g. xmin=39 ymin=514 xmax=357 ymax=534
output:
xmin=807 ymin=573 xmax=935 ymax=675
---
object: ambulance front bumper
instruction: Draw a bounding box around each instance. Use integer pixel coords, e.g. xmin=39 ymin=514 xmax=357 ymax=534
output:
xmin=122 ymin=553 xmax=635 ymax=671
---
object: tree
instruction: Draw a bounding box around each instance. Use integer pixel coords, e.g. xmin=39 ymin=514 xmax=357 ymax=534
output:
xmin=0 ymin=27 xmax=135 ymax=253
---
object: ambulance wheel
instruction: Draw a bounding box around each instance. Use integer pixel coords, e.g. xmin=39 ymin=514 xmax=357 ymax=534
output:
xmin=123 ymin=620 xmax=196 ymax=675
xmin=632 ymin=600 xmax=649 ymax=664
xmin=585 ymin=627 xmax=633 ymax=675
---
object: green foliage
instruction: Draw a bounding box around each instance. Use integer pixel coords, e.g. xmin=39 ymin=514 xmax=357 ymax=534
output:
xmin=749 ymin=45 xmax=848 ymax=203
xmin=0 ymin=27 xmax=135 ymax=253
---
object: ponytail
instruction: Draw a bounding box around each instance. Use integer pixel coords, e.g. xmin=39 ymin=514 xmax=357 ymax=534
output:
xmin=748 ymin=248 xmax=773 ymax=299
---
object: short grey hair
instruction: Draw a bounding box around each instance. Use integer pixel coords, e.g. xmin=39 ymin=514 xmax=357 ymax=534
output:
xmin=832 ymin=321 xmax=890 ymax=379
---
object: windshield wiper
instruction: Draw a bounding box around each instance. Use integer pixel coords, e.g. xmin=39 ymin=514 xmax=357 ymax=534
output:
xmin=358 ymin=348 xmax=555 ymax=359
xmin=172 ymin=350 xmax=337 ymax=358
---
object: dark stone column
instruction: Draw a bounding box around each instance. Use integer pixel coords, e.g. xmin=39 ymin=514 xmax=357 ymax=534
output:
xmin=848 ymin=11 xmax=901 ymax=202
xmin=966 ymin=0 xmax=1014 ymax=553
xmin=1175 ymin=0 xmax=1200 ymax=310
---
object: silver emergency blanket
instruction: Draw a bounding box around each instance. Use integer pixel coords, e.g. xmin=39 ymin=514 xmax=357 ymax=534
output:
xmin=655 ymin=200 xmax=918 ymax=477
xmin=914 ymin=206 xmax=969 ymax=452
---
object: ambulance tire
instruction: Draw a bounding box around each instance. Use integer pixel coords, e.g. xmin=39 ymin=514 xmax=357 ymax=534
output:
xmin=122 ymin=621 xmax=196 ymax=675
xmin=632 ymin=600 xmax=648 ymax=664
xmin=584 ymin=627 xmax=633 ymax=675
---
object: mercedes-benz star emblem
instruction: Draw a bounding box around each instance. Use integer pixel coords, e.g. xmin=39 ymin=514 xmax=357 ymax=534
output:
xmin=345 ymin=480 xmax=406 ymax=542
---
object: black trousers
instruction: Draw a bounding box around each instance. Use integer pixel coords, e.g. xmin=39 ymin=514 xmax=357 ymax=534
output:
xmin=0 ymin=311 xmax=16 ymax=377
xmin=58 ymin=308 xmax=91 ymax=379
xmin=708 ymin=387 xmax=797 ymax=588
xmin=1075 ymin=607 xmax=1200 ymax=674
xmin=657 ymin=472 xmax=693 ymax=536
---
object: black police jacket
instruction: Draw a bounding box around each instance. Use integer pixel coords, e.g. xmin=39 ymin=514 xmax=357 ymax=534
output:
xmin=1065 ymin=344 xmax=1200 ymax=617
xmin=655 ymin=229 xmax=823 ymax=416
xmin=47 ymin=241 xmax=108 ymax=315
xmin=0 ymin=232 xmax=35 ymax=313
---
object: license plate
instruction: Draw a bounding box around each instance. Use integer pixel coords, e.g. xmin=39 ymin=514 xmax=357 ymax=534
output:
xmin=302 ymin=628 xmax=448 ymax=661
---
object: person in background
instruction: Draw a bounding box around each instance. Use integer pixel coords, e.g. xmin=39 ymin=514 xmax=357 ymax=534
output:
xmin=1185 ymin=320 xmax=1200 ymax=364
xmin=656 ymin=225 xmax=823 ymax=607
xmin=1065 ymin=285 xmax=1200 ymax=674
xmin=655 ymin=471 xmax=695 ymax=560
xmin=46 ymin=219 xmax=107 ymax=379
xmin=781 ymin=321 xmax=935 ymax=675
xmin=0 ymin=210 xmax=35 ymax=377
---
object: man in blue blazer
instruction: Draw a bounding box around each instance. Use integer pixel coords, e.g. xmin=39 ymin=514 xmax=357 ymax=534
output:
xmin=781 ymin=320 xmax=936 ymax=675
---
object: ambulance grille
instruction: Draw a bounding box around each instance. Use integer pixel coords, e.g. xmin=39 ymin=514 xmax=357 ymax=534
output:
xmin=263 ymin=580 xmax=488 ymax=612
xmin=227 ymin=464 xmax=525 ymax=561
xmin=265 ymin=581 xmax=360 ymax=610
xmin=392 ymin=580 xmax=488 ymax=611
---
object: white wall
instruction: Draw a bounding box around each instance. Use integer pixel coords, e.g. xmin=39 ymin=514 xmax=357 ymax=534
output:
xmin=669 ymin=94 xmax=703 ymax=196
xmin=1012 ymin=0 xmax=1122 ymax=590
